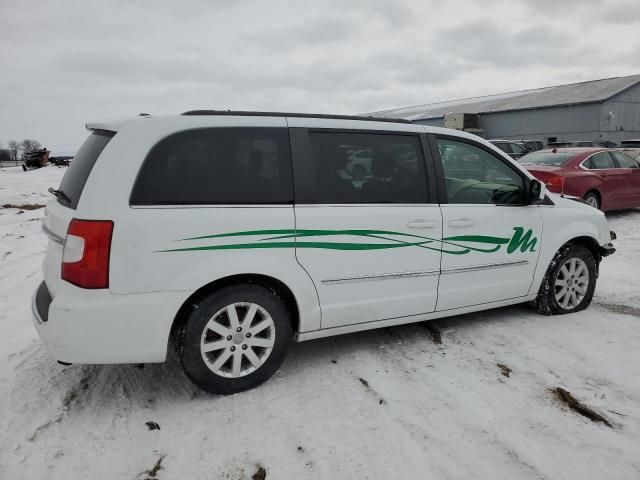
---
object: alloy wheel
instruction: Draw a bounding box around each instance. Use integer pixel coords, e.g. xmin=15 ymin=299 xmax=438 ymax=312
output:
xmin=200 ymin=302 xmax=275 ymax=378
xmin=554 ymin=258 xmax=589 ymax=310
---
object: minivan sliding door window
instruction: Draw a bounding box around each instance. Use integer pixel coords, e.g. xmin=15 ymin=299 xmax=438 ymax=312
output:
xmin=306 ymin=131 xmax=429 ymax=204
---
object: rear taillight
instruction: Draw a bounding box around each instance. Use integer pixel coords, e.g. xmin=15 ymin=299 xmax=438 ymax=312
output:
xmin=61 ymin=219 xmax=113 ymax=289
xmin=545 ymin=175 xmax=564 ymax=193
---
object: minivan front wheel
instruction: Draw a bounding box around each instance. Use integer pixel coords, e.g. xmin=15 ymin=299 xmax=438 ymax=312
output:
xmin=532 ymin=244 xmax=597 ymax=315
xmin=180 ymin=284 xmax=292 ymax=394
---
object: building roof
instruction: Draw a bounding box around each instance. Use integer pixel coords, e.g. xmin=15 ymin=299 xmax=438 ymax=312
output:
xmin=369 ymin=74 xmax=640 ymax=121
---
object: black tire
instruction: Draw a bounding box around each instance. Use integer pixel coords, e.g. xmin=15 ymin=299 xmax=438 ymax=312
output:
xmin=531 ymin=244 xmax=597 ymax=315
xmin=180 ymin=284 xmax=292 ymax=394
xmin=583 ymin=191 xmax=601 ymax=210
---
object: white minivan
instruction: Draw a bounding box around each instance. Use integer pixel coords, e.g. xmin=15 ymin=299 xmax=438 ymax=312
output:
xmin=33 ymin=111 xmax=616 ymax=393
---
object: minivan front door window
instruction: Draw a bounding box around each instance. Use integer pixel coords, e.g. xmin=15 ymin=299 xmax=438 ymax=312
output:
xmin=437 ymin=139 xmax=525 ymax=205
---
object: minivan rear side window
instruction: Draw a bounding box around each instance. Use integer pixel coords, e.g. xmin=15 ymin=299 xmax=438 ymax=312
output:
xmin=57 ymin=130 xmax=115 ymax=209
xmin=130 ymin=127 xmax=293 ymax=205
xmin=306 ymin=131 xmax=428 ymax=204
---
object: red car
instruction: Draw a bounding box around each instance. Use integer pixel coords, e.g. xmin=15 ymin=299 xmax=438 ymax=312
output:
xmin=520 ymin=148 xmax=640 ymax=211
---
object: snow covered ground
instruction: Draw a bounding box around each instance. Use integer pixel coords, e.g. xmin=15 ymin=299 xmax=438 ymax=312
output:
xmin=1 ymin=165 xmax=639 ymax=480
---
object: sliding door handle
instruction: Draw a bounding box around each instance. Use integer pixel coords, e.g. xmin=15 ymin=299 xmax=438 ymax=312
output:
xmin=448 ymin=219 xmax=474 ymax=228
xmin=407 ymin=220 xmax=437 ymax=229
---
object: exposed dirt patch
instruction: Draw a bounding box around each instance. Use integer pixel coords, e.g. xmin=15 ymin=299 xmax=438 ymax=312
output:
xmin=146 ymin=421 xmax=161 ymax=431
xmin=252 ymin=465 xmax=267 ymax=480
xmin=62 ymin=390 xmax=78 ymax=407
xmin=358 ymin=377 xmax=386 ymax=405
xmin=595 ymin=302 xmax=640 ymax=318
xmin=145 ymin=454 xmax=165 ymax=479
xmin=497 ymin=363 xmax=512 ymax=378
xmin=29 ymin=368 xmax=99 ymax=442
xmin=421 ymin=323 xmax=442 ymax=344
xmin=2 ymin=203 xmax=45 ymax=210
xmin=553 ymin=387 xmax=613 ymax=428
xmin=63 ymin=367 xmax=94 ymax=408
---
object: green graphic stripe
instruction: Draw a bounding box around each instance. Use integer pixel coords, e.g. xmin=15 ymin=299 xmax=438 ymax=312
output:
xmin=180 ymin=229 xmax=509 ymax=253
xmin=161 ymin=227 xmax=537 ymax=255
xmin=181 ymin=229 xmax=298 ymax=241
xmin=160 ymin=227 xmax=537 ymax=255
xmin=444 ymin=235 xmax=510 ymax=245
xmin=163 ymin=241 xmax=429 ymax=252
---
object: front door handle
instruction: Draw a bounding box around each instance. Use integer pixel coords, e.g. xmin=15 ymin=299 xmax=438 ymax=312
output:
xmin=407 ymin=220 xmax=437 ymax=229
xmin=448 ymin=218 xmax=474 ymax=228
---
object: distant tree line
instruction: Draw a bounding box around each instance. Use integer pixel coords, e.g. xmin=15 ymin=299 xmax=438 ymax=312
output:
xmin=0 ymin=139 xmax=43 ymax=162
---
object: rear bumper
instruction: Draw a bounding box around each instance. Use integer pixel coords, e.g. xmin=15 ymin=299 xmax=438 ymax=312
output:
xmin=31 ymin=281 xmax=186 ymax=364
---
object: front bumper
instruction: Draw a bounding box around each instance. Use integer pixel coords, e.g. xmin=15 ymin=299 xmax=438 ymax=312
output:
xmin=599 ymin=242 xmax=616 ymax=257
xmin=31 ymin=280 xmax=186 ymax=364
xmin=598 ymin=230 xmax=617 ymax=258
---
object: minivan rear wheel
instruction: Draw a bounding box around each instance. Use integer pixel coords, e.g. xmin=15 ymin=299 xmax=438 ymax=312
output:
xmin=180 ymin=284 xmax=292 ymax=394
xmin=532 ymin=244 xmax=597 ymax=315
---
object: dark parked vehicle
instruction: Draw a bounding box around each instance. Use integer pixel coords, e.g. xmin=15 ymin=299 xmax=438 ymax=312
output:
xmin=520 ymin=148 xmax=640 ymax=211
xmin=22 ymin=148 xmax=50 ymax=169
xmin=620 ymin=139 xmax=640 ymax=147
xmin=521 ymin=140 xmax=544 ymax=152
xmin=489 ymin=140 xmax=528 ymax=159
xmin=49 ymin=156 xmax=73 ymax=166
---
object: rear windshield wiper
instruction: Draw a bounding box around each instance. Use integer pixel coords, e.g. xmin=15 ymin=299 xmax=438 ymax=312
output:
xmin=48 ymin=187 xmax=71 ymax=204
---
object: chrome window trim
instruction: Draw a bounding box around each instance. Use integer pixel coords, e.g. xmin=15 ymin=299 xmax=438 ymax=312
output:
xmin=579 ymin=151 xmax=617 ymax=171
xmin=130 ymin=204 xmax=294 ymax=209
xmin=130 ymin=203 xmax=441 ymax=209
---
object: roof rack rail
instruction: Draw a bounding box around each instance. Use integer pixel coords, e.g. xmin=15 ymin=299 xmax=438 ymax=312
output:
xmin=181 ymin=110 xmax=412 ymax=124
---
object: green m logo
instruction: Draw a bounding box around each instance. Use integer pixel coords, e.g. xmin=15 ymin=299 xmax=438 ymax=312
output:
xmin=507 ymin=227 xmax=537 ymax=253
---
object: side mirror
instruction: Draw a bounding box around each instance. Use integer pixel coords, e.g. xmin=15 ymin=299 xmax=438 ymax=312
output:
xmin=528 ymin=179 xmax=545 ymax=204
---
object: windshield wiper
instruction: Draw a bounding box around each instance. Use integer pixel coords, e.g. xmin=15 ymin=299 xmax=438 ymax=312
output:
xmin=48 ymin=187 xmax=72 ymax=204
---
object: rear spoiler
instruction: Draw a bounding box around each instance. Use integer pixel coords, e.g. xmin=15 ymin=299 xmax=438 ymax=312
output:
xmin=85 ymin=115 xmax=150 ymax=133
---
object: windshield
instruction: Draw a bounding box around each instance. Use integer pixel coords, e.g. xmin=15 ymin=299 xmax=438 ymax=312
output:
xmin=519 ymin=151 xmax=573 ymax=166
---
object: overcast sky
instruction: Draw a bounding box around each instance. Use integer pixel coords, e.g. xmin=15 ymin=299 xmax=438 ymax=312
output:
xmin=1 ymin=0 xmax=639 ymax=154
